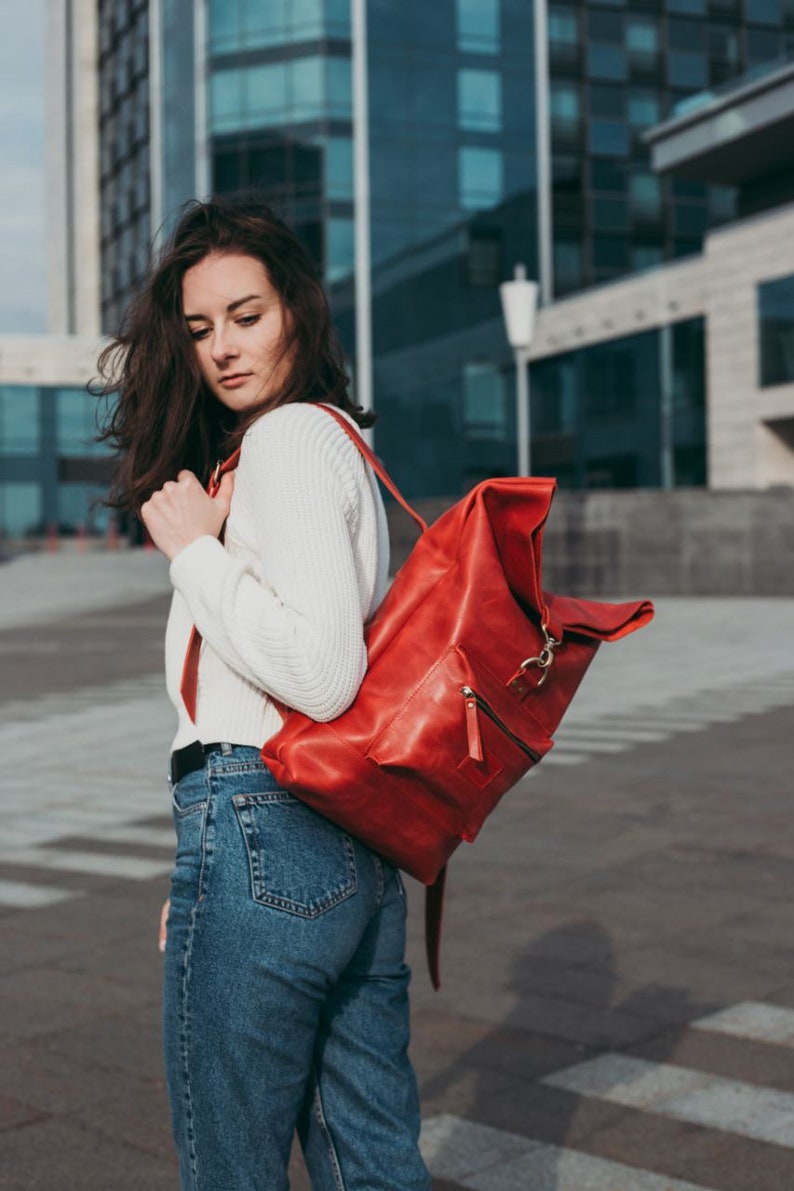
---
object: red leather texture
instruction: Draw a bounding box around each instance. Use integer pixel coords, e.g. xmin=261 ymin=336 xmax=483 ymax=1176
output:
xmin=260 ymin=458 xmax=654 ymax=885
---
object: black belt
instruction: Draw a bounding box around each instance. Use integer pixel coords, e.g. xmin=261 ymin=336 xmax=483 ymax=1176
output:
xmin=169 ymin=741 xmax=233 ymax=785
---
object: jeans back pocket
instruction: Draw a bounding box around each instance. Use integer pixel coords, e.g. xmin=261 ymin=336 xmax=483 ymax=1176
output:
xmin=232 ymin=791 xmax=357 ymax=917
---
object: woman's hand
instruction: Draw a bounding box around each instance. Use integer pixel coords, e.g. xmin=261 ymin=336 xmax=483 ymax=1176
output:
xmin=141 ymin=470 xmax=235 ymax=561
xmin=159 ymin=898 xmax=170 ymax=953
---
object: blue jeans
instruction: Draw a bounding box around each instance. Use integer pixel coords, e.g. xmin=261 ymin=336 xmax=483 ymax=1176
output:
xmin=163 ymin=745 xmax=430 ymax=1191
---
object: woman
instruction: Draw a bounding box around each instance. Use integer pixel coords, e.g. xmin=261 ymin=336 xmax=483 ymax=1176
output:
xmin=98 ymin=197 xmax=431 ymax=1191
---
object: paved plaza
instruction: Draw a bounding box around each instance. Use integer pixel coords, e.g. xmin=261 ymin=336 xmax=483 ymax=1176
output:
xmin=0 ymin=550 xmax=793 ymax=1189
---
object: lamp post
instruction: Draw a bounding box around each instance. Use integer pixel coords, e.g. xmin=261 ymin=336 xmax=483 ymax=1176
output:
xmin=499 ymin=264 xmax=539 ymax=477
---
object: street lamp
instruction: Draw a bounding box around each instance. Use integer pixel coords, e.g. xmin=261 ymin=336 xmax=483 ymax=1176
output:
xmin=499 ymin=264 xmax=539 ymax=477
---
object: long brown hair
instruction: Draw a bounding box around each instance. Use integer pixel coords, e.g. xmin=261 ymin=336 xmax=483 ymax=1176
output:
xmin=95 ymin=195 xmax=373 ymax=512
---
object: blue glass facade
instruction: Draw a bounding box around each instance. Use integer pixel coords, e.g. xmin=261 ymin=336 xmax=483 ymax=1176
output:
xmin=98 ymin=0 xmax=152 ymax=334
xmin=94 ymin=0 xmax=719 ymax=504
xmin=0 ymin=387 xmax=114 ymax=539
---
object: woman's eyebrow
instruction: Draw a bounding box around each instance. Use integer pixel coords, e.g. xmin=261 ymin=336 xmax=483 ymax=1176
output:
xmin=185 ymin=293 xmax=262 ymax=322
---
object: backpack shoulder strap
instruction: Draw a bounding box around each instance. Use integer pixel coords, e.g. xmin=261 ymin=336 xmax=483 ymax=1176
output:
xmin=317 ymin=404 xmax=428 ymax=534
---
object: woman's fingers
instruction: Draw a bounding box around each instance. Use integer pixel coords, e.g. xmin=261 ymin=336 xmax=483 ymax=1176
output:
xmin=159 ymin=898 xmax=170 ymax=953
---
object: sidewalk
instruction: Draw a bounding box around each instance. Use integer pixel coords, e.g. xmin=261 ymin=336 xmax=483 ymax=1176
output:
xmin=0 ymin=558 xmax=793 ymax=1189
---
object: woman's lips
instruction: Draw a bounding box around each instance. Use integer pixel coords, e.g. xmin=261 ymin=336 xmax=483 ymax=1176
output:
xmin=219 ymin=373 xmax=252 ymax=389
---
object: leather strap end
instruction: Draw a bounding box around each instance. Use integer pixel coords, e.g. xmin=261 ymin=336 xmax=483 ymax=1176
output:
xmin=425 ymin=866 xmax=447 ymax=991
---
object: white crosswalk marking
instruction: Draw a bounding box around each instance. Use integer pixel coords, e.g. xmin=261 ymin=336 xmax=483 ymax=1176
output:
xmin=419 ymin=1001 xmax=794 ymax=1188
xmin=542 ymin=1053 xmax=794 ymax=1148
xmin=0 ymin=879 xmax=81 ymax=909
xmin=693 ymin=1002 xmax=794 ymax=1048
xmin=8 ymin=848 xmax=174 ymax=881
xmin=0 ymin=674 xmax=176 ymax=907
xmin=420 ymin=1114 xmax=713 ymax=1191
xmin=551 ymin=670 xmax=794 ymax=764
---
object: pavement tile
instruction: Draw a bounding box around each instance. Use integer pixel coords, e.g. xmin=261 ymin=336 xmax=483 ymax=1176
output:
xmin=0 ymin=993 xmax=118 ymax=1050
xmin=0 ymin=1116 xmax=178 ymax=1191
xmin=631 ymin=1026 xmax=794 ymax=1093
xmin=42 ymin=1013 xmax=165 ymax=1084
xmin=461 ymin=1079 xmax=629 ymax=1150
xmin=0 ymin=925 xmax=82 ymax=975
xmin=412 ymin=1007 xmax=590 ymax=1083
xmin=584 ymin=1103 xmax=794 ymax=1191
xmin=64 ymin=1082 xmax=175 ymax=1162
xmin=0 ymin=1094 xmax=47 ymax=1133
xmin=0 ymin=1041 xmax=148 ymax=1116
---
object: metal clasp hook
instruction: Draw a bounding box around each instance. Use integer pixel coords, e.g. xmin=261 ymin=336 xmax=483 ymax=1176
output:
xmin=518 ymin=624 xmax=560 ymax=689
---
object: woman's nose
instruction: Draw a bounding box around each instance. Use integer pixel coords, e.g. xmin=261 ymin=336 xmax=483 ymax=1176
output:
xmin=210 ymin=327 xmax=238 ymax=363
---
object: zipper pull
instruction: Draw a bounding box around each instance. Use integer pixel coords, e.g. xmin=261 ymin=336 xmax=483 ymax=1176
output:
xmin=209 ymin=460 xmax=222 ymax=495
xmin=462 ymin=687 xmax=484 ymax=762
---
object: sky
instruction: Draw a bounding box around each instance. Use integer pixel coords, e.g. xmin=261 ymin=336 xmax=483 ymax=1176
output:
xmin=0 ymin=0 xmax=47 ymax=334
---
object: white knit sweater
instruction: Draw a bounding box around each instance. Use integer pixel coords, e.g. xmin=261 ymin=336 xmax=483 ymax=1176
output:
xmin=164 ymin=402 xmax=390 ymax=752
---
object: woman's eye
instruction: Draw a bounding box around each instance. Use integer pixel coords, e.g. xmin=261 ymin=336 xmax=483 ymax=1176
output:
xmin=237 ymin=314 xmax=261 ymax=327
xmin=189 ymin=327 xmax=210 ymax=341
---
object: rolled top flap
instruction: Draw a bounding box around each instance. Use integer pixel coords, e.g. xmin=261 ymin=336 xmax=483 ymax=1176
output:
xmin=544 ymin=592 xmax=655 ymax=642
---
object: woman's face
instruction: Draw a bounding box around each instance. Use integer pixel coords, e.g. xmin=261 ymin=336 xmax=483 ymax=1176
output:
xmin=182 ymin=251 xmax=292 ymax=413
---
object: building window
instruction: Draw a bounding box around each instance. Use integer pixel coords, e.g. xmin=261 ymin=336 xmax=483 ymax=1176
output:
xmin=533 ymin=355 xmax=578 ymax=433
xmin=465 ymin=226 xmax=503 ymax=286
xmin=632 ymin=244 xmax=664 ymax=270
xmin=462 ymin=363 xmax=508 ymax=440
xmin=583 ymin=339 xmax=640 ymax=424
xmin=630 ymin=171 xmax=663 ymax=218
xmin=590 ymin=83 xmax=624 ymax=119
xmin=549 ymin=7 xmax=579 ymax=46
xmin=668 ymin=17 xmax=706 ymax=50
xmin=326 ymin=137 xmax=353 ymax=201
xmin=589 ymin=119 xmax=630 ymax=156
xmin=209 ymin=56 xmax=351 ymax=132
xmin=57 ymin=485 xmax=112 ymax=536
xmin=585 ymin=455 xmax=638 ymax=487
xmin=628 ymin=91 xmax=661 ymax=127
xmin=745 ymin=0 xmax=782 ymax=23
xmin=327 ymin=218 xmax=354 ymax=283
xmin=458 ymin=147 xmax=503 ymax=210
xmin=553 ymin=239 xmax=583 ymax=292
xmin=708 ymin=184 xmax=737 ymax=223
xmin=672 ymin=319 xmax=706 ymax=413
xmin=457 ymin=69 xmax=502 ymax=132
xmin=591 ymin=158 xmax=627 ymax=193
xmin=208 ymin=0 xmax=347 ymax=53
xmin=0 ymin=483 xmax=41 ymax=538
xmin=587 ymin=44 xmax=628 ymax=81
xmin=626 ymin=17 xmax=659 ymax=54
xmin=667 ymin=51 xmax=708 ymax=89
xmin=587 ymin=8 xmax=623 ymax=40
xmin=55 ymin=389 xmax=110 ymax=458
xmin=0 ymin=386 xmax=40 ymax=455
xmin=746 ymin=27 xmax=782 ymax=62
xmin=759 ymin=274 xmax=794 ymax=387
xmin=592 ymin=197 xmax=629 ymax=231
xmin=550 ymin=82 xmax=580 ymax=133
xmin=666 ymin=0 xmax=706 ymax=14
xmin=456 ymin=0 xmax=500 ymax=53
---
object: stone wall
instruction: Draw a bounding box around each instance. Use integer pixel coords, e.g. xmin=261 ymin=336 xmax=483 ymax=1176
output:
xmin=386 ymin=488 xmax=794 ymax=596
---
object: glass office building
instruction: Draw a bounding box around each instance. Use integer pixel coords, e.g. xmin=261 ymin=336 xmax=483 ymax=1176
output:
xmin=98 ymin=0 xmax=152 ymax=335
xmin=93 ymin=0 xmax=746 ymax=500
xmin=548 ymin=0 xmax=794 ymax=296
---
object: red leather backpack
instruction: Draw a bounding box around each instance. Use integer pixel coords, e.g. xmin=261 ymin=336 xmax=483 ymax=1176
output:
xmin=182 ymin=404 xmax=654 ymax=985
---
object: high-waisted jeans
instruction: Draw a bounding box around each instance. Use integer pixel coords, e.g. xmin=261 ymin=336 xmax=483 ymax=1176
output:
xmin=162 ymin=745 xmax=430 ymax=1191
